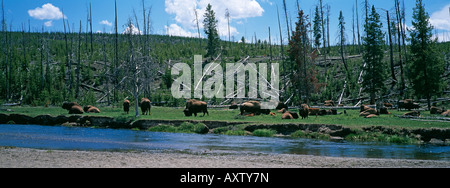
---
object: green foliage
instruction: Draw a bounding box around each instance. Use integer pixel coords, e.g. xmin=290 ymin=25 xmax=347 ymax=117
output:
xmin=362 ymin=6 xmax=386 ymax=104
xmin=203 ymin=3 xmax=220 ymax=58
xmin=252 ymin=129 xmax=276 ymax=137
xmin=147 ymin=122 xmax=208 ymax=134
xmin=313 ymin=5 xmax=322 ymax=48
xmin=408 ymin=0 xmax=445 ymax=109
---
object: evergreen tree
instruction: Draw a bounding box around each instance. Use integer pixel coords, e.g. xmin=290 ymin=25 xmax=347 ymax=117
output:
xmin=313 ymin=5 xmax=322 ymax=49
xmin=289 ymin=10 xmax=319 ymax=104
xmin=409 ymin=0 xmax=445 ymax=110
xmin=362 ymin=6 xmax=386 ymax=105
xmin=203 ymin=4 xmax=220 ymax=58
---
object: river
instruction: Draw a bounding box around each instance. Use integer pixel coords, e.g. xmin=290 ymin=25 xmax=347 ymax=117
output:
xmin=0 ymin=124 xmax=449 ymax=160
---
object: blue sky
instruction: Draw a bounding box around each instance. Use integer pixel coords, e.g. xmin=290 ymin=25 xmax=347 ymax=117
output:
xmin=3 ymin=0 xmax=450 ymax=44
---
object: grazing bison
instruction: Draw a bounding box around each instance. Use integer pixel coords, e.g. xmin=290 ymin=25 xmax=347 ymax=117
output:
xmin=123 ymin=99 xmax=130 ymax=114
xmin=62 ymin=102 xmax=84 ymax=114
xmin=184 ymin=99 xmax=209 ymax=117
xmin=299 ymin=108 xmax=309 ymax=119
xmin=240 ymin=101 xmax=270 ymax=115
xmin=140 ymin=98 xmax=152 ymax=115
xmin=84 ymin=105 xmax=101 ymax=113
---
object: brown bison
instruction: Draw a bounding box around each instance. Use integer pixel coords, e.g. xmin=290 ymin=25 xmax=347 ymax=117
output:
xmin=281 ymin=112 xmax=294 ymax=119
xmin=140 ymin=98 xmax=151 ymax=115
xmin=324 ymin=100 xmax=335 ymax=106
xmin=441 ymin=110 xmax=450 ymax=117
xmin=430 ymin=106 xmax=444 ymax=114
xmin=184 ymin=99 xmax=209 ymax=117
xmin=62 ymin=102 xmax=84 ymax=114
xmin=240 ymin=101 xmax=270 ymax=115
xmin=84 ymin=105 xmax=101 ymax=113
xmin=308 ymin=108 xmax=321 ymax=117
xmin=279 ymin=108 xmax=299 ymax=119
xmin=123 ymin=99 xmax=130 ymax=114
xmin=384 ymin=103 xmax=393 ymax=109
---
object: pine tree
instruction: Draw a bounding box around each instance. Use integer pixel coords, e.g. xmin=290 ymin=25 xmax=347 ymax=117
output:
xmin=362 ymin=6 xmax=386 ymax=105
xmin=203 ymin=4 xmax=220 ymax=58
xmin=313 ymin=5 xmax=322 ymax=49
xmin=289 ymin=10 xmax=319 ymax=104
xmin=409 ymin=0 xmax=445 ymax=110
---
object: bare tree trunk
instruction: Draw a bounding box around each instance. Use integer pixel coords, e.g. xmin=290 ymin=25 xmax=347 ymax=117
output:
xmin=114 ymin=0 xmax=119 ymax=104
xmin=76 ymin=21 xmax=82 ymax=99
xmin=387 ymin=11 xmax=397 ymax=87
xmin=194 ymin=7 xmax=201 ymax=47
xmin=89 ymin=3 xmax=93 ymax=54
xmin=282 ymin=0 xmax=290 ymax=42
xmin=277 ymin=5 xmax=287 ymax=100
xmin=356 ymin=0 xmax=361 ymax=54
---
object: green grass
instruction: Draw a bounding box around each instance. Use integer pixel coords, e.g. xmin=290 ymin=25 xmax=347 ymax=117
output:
xmin=2 ymin=106 xmax=449 ymax=130
xmin=147 ymin=122 xmax=209 ymax=134
xmin=252 ymin=129 xmax=277 ymax=137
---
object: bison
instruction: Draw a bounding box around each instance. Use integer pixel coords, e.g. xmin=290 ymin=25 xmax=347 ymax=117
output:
xmin=84 ymin=105 xmax=101 ymax=113
xmin=275 ymin=102 xmax=288 ymax=110
xmin=324 ymin=100 xmax=335 ymax=107
xmin=240 ymin=101 xmax=270 ymax=115
xmin=308 ymin=108 xmax=321 ymax=117
xmin=398 ymin=99 xmax=420 ymax=111
xmin=62 ymin=102 xmax=84 ymax=114
xmin=281 ymin=112 xmax=294 ymax=119
xmin=184 ymin=99 xmax=209 ymax=117
xmin=123 ymin=99 xmax=130 ymax=114
xmin=140 ymin=98 xmax=151 ymax=115
xmin=299 ymin=108 xmax=309 ymax=119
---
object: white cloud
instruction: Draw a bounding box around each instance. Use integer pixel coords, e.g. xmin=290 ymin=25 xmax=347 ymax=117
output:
xmin=44 ymin=20 xmax=53 ymax=27
xmin=28 ymin=3 xmax=66 ymax=20
xmin=165 ymin=0 xmax=264 ymax=37
xmin=100 ymin=20 xmax=113 ymax=27
xmin=430 ymin=4 xmax=450 ymax=31
xmin=166 ymin=24 xmax=199 ymax=37
xmin=122 ymin=24 xmax=142 ymax=35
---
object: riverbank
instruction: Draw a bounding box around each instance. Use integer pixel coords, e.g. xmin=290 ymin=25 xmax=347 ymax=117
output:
xmin=1 ymin=111 xmax=450 ymax=144
xmin=1 ymin=147 xmax=449 ymax=168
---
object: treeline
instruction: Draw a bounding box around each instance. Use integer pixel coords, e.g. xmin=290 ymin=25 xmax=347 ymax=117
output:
xmin=0 ymin=29 xmax=283 ymax=107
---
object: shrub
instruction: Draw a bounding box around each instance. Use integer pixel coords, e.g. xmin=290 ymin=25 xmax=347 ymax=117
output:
xmin=252 ymin=129 xmax=276 ymax=137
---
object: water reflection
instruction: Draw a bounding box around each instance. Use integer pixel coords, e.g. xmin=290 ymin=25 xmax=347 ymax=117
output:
xmin=0 ymin=124 xmax=449 ymax=160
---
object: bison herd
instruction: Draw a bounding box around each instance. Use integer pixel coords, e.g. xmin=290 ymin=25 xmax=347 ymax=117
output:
xmin=62 ymin=98 xmax=450 ymax=119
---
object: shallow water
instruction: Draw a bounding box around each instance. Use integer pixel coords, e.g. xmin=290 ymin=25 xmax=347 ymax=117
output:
xmin=0 ymin=124 xmax=449 ymax=160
